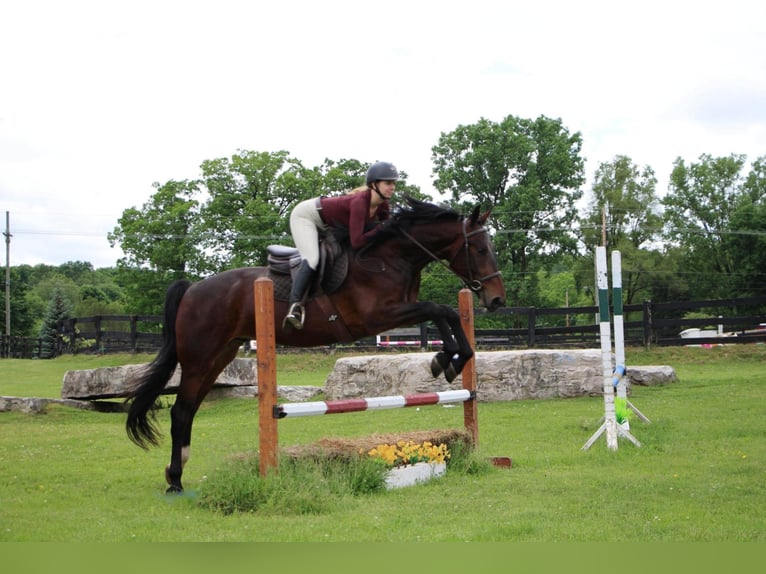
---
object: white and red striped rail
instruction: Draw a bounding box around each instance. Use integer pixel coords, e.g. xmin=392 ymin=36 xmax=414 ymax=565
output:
xmin=274 ymin=389 xmax=474 ymax=418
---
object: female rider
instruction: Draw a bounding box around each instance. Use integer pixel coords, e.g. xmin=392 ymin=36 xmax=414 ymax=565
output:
xmin=283 ymin=161 xmax=399 ymax=329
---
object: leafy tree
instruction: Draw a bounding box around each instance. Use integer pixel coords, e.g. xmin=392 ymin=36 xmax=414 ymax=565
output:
xmin=314 ymin=158 xmax=369 ymax=196
xmin=57 ymin=261 xmax=95 ymax=282
xmin=431 ymin=115 xmax=585 ymax=306
xmin=38 ymin=287 xmax=71 ymax=358
xmin=725 ymin=156 xmax=766 ymax=296
xmin=74 ymin=284 xmax=126 ymax=317
xmin=662 ymin=153 xmax=748 ymax=299
xmin=30 ymin=274 xmax=79 ymax=305
xmin=108 ymin=179 xmax=200 ymax=313
xmin=0 ymin=267 xmax=37 ymax=337
xmin=418 ymin=264 xmax=465 ymax=306
xmin=580 ymin=155 xmax=661 ymax=251
xmin=195 ymin=150 xmax=310 ymax=272
xmin=109 ymin=179 xmax=201 ymax=274
xmin=535 ymin=266 xmax=594 ymax=327
xmin=576 ymin=155 xmax=663 ymax=305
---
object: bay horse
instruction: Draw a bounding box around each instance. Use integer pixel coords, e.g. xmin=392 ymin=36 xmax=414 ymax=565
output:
xmin=125 ymin=196 xmax=506 ymax=493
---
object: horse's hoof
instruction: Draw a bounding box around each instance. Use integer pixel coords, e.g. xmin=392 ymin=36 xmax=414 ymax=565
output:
xmin=431 ymin=352 xmax=451 ymax=378
xmin=444 ymin=364 xmax=458 ymax=383
xmin=430 ymin=356 xmax=444 ymax=378
xmin=166 ymin=484 xmax=183 ymax=494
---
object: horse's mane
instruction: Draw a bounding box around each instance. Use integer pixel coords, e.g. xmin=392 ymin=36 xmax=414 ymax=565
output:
xmin=331 ymin=195 xmax=461 ymax=249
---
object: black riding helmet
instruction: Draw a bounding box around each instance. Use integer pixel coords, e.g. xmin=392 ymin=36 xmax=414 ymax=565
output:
xmin=366 ymin=161 xmax=399 ymax=185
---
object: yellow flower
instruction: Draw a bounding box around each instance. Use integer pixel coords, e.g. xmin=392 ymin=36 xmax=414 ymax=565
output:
xmin=368 ymin=441 xmax=450 ymax=468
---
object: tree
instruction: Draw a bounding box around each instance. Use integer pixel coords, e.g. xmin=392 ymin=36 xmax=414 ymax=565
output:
xmin=109 ymin=179 xmax=201 ymax=274
xmin=195 ymin=150 xmax=310 ymax=272
xmin=580 ymin=155 xmax=661 ymax=251
xmin=431 ymin=115 xmax=585 ymax=306
xmin=0 ymin=267 xmax=37 ymax=337
xmin=726 ymin=156 xmax=766 ymax=296
xmin=108 ymin=179 xmax=201 ymax=314
xmin=38 ymin=287 xmax=71 ymax=358
xmin=662 ymin=153 xmax=748 ymax=299
xmin=576 ymin=155 xmax=663 ymax=305
xmin=57 ymin=261 xmax=95 ymax=282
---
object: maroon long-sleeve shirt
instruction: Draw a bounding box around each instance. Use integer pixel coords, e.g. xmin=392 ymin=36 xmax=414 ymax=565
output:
xmin=318 ymin=189 xmax=391 ymax=249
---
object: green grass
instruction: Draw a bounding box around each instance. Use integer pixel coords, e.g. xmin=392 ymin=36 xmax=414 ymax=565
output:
xmin=1 ymin=345 xmax=765 ymax=541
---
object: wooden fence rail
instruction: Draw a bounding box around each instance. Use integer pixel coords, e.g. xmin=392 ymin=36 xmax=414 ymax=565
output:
xmin=3 ymin=297 xmax=765 ymax=359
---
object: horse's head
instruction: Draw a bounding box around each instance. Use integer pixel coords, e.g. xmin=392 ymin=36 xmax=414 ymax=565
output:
xmin=447 ymin=205 xmax=506 ymax=311
xmin=371 ymin=197 xmax=506 ymax=311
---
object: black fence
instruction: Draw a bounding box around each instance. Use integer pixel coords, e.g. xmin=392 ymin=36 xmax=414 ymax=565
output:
xmin=474 ymin=296 xmax=766 ymax=349
xmin=0 ymin=315 xmax=163 ymax=359
xmin=381 ymin=297 xmax=766 ymax=350
xmin=3 ymin=296 xmax=765 ymax=359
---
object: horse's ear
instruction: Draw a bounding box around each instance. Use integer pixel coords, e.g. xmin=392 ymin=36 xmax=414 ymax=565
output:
xmin=470 ymin=205 xmax=492 ymax=225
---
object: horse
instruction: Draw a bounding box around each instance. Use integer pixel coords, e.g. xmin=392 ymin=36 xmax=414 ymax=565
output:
xmin=125 ymin=196 xmax=506 ymax=493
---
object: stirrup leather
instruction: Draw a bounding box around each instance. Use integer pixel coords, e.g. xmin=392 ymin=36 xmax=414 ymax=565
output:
xmin=283 ymin=302 xmax=306 ymax=330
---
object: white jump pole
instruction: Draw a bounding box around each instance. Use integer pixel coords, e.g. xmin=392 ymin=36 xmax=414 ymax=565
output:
xmin=582 ymin=247 xmax=641 ymax=450
xmin=612 ymin=251 xmax=650 ymax=424
xmin=612 ymin=250 xmax=626 ymax=400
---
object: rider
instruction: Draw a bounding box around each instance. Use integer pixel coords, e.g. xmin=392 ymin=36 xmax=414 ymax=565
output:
xmin=283 ymin=161 xmax=399 ymax=329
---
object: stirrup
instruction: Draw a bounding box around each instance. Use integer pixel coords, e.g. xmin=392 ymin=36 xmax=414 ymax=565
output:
xmin=283 ymin=302 xmax=306 ymax=330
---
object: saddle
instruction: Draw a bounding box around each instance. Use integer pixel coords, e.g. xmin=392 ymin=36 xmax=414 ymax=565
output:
xmin=266 ymin=233 xmax=348 ymax=301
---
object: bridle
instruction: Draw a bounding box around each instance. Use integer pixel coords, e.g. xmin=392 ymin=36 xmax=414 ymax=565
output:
xmin=400 ymin=218 xmax=502 ymax=292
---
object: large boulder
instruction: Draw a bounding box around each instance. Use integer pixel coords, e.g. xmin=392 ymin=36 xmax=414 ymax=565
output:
xmin=61 ymin=358 xmax=322 ymax=403
xmin=323 ymin=350 xmax=677 ymax=402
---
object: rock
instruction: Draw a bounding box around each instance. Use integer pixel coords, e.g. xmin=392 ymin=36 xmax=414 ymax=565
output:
xmin=61 ymin=358 xmax=261 ymax=400
xmin=0 ymin=396 xmax=51 ymax=414
xmin=324 ymin=349 xmax=600 ymax=401
xmin=60 ymin=358 xmax=324 ymax=403
xmin=323 ymin=350 xmax=678 ymax=401
xmin=278 ymin=385 xmax=325 ymax=402
xmin=0 ymin=396 xmax=118 ymax=414
xmin=626 ymin=365 xmax=678 ymax=386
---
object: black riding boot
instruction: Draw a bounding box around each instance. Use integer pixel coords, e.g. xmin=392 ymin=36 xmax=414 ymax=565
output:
xmin=283 ymin=259 xmax=315 ymax=330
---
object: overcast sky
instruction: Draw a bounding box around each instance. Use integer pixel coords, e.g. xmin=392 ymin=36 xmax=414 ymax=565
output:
xmin=2 ymin=0 xmax=765 ymax=269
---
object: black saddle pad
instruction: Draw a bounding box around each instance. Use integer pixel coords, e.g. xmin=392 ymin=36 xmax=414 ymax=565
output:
xmin=267 ymin=237 xmax=348 ymax=301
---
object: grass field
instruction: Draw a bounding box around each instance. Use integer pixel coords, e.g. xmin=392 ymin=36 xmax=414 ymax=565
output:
xmin=1 ymin=344 xmax=764 ymax=542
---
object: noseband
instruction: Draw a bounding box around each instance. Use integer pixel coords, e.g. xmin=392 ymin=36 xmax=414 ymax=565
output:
xmin=401 ymin=219 xmax=502 ymax=293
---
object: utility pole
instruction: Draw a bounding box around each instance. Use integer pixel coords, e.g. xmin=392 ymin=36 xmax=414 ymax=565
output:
xmin=4 ymin=211 xmax=10 ymax=357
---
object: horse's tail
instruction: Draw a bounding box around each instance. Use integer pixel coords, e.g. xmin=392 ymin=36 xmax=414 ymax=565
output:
xmin=125 ymin=278 xmax=192 ymax=449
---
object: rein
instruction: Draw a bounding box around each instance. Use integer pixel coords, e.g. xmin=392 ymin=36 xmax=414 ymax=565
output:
xmin=400 ymin=219 xmax=502 ymax=292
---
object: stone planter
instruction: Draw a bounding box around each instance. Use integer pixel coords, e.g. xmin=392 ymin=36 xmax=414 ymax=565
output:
xmin=384 ymin=462 xmax=446 ymax=490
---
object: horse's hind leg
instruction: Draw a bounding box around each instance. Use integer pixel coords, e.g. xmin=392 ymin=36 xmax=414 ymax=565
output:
xmin=165 ymin=396 xmax=197 ymax=493
xmin=165 ymin=342 xmax=243 ymax=494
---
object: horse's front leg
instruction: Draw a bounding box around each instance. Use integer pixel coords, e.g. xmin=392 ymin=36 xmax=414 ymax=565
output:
xmin=427 ymin=307 xmax=474 ymax=383
xmin=429 ymin=316 xmax=458 ymax=379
